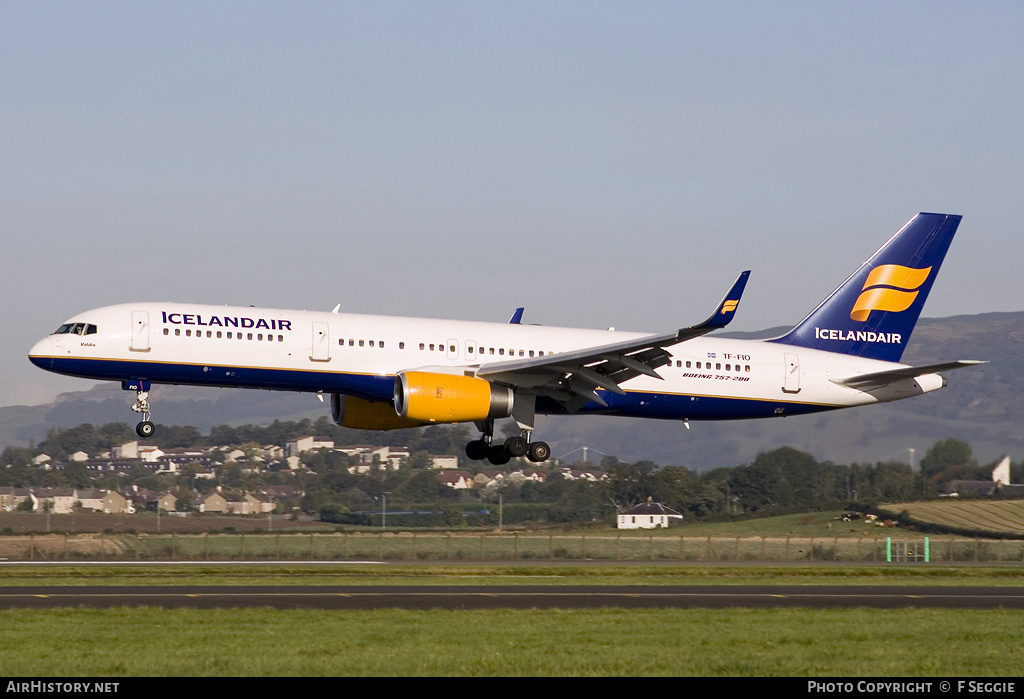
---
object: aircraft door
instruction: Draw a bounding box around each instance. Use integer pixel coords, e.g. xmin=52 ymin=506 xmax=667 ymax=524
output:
xmin=130 ymin=311 xmax=150 ymax=352
xmin=446 ymin=338 xmax=459 ymax=361
xmin=783 ymin=353 xmax=801 ymax=393
xmin=311 ymin=322 xmax=331 ymax=362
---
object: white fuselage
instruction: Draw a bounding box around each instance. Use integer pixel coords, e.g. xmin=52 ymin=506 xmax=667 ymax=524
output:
xmin=28 ymin=301 xmax=945 ymax=422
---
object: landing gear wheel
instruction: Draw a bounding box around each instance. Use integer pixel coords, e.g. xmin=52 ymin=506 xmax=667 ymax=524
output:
xmin=136 ymin=421 xmax=155 ymax=438
xmin=527 ymin=441 xmax=551 ymax=463
xmin=504 ymin=436 xmax=529 ymax=458
xmin=465 ymin=439 xmax=489 ymax=461
xmin=487 ymin=445 xmax=511 ymax=465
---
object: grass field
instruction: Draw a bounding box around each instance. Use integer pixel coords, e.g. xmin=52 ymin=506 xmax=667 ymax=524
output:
xmin=3 ymin=502 xmax=1024 ymax=676
xmin=887 ymin=500 xmax=1024 ymax=535
xmin=3 ymin=562 xmax=1024 ymax=587
xmin=0 ymin=605 xmax=1021 ymax=676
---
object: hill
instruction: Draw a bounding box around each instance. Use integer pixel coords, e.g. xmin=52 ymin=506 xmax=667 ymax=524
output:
xmin=4 ymin=311 xmax=1022 ymax=470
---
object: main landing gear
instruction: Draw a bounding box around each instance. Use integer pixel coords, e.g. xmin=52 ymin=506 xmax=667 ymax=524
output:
xmin=465 ymin=419 xmax=551 ymax=465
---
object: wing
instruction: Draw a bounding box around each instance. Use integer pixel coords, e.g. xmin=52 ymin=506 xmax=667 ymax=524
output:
xmin=832 ymin=360 xmax=986 ymax=390
xmin=474 ymin=271 xmax=750 ymax=412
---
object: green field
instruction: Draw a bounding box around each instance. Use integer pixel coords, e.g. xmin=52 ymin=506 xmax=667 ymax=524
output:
xmin=0 ymin=605 xmax=1021 ymax=676
xmin=3 ymin=502 xmax=1024 ymax=676
xmin=887 ymin=500 xmax=1024 ymax=535
xmin=5 ymin=517 xmax=1024 ymax=564
xmin=3 ymin=562 xmax=1024 ymax=587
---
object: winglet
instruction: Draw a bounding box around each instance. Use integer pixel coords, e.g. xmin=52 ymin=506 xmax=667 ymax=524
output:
xmin=683 ymin=270 xmax=750 ymax=335
xmin=508 ymin=307 xmax=524 ymax=324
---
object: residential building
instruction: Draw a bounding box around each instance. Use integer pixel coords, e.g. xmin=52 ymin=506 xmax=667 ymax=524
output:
xmin=617 ymin=500 xmax=684 ymax=529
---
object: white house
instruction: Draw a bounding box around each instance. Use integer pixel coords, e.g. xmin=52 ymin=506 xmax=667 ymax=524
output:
xmin=617 ymin=500 xmax=684 ymax=529
xmin=439 ymin=470 xmax=473 ymax=489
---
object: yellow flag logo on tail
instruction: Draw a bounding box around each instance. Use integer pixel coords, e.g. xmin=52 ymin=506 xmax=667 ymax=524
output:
xmin=850 ymin=264 xmax=932 ymax=322
xmin=720 ymin=300 xmax=739 ymax=315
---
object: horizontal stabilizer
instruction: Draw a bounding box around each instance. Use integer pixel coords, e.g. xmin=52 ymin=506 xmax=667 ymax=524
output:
xmin=833 ymin=360 xmax=986 ymax=389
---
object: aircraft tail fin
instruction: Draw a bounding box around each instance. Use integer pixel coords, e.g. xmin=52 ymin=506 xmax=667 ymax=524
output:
xmin=770 ymin=213 xmax=962 ymax=362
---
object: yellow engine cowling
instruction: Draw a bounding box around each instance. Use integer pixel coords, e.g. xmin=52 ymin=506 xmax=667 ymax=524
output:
xmin=394 ymin=372 xmax=514 ymax=424
xmin=331 ymin=393 xmax=426 ymax=430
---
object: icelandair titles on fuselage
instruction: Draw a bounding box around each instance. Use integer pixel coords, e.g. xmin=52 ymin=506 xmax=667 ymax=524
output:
xmin=161 ymin=311 xmax=293 ymax=331
xmin=814 ymin=327 xmax=902 ymax=344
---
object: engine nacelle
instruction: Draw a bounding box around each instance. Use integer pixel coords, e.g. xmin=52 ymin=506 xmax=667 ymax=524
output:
xmin=394 ymin=371 xmax=514 ymax=424
xmin=331 ymin=393 xmax=425 ymax=430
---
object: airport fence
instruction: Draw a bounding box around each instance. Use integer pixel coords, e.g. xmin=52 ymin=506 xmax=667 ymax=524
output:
xmin=3 ymin=532 xmax=1024 ymax=563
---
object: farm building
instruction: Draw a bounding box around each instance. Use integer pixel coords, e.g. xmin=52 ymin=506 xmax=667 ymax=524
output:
xmin=617 ymin=500 xmax=683 ymax=529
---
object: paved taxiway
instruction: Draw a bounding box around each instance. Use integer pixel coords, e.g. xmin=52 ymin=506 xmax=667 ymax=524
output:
xmin=2 ymin=585 xmax=1023 ymax=609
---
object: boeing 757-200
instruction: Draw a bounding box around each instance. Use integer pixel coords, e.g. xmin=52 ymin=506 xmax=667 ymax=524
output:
xmin=29 ymin=213 xmax=983 ymax=464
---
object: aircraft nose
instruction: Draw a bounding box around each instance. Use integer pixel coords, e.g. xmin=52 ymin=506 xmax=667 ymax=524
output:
xmin=28 ymin=337 xmax=54 ymax=369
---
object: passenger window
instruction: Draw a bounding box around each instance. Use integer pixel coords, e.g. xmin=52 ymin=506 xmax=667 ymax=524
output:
xmin=163 ymin=328 xmax=169 ymax=336
xmin=359 ymin=340 xmax=364 ymax=347
xmin=499 ymin=349 xmax=505 ymax=356
xmin=399 ymin=342 xmax=405 ymax=349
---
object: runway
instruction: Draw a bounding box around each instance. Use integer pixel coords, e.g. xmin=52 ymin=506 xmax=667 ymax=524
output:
xmin=2 ymin=585 xmax=1024 ymax=609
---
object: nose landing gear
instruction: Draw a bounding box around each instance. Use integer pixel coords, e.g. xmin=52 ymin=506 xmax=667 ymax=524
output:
xmin=132 ymin=391 xmax=154 ymax=438
xmin=123 ymin=380 xmax=155 ymax=438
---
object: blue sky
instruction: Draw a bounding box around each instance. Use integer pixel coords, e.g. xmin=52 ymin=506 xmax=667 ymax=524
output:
xmin=2 ymin=1 xmax=1023 ymax=406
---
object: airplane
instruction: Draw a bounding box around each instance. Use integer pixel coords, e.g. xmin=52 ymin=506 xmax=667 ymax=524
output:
xmin=29 ymin=212 xmax=983 ymax=465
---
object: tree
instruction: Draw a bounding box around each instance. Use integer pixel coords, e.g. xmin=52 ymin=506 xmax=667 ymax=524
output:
xmin=919 ymin=439 xmax=975 ymax=479
xmin=606 ymin=460 xmax=658 ymax=509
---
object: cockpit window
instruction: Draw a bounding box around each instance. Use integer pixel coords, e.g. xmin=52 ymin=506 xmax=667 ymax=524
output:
xmin=53 ymin=323 xmax=97 ymax=336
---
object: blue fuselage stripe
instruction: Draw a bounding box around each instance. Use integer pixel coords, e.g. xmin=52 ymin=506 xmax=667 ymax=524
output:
xmin=34 ymin=356 xmax=833 ymax=421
